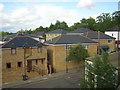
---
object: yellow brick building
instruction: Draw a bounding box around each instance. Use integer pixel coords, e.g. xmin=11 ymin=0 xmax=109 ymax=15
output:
xmin=83 ymin=31 xmax=116 ymax=54
xmin=45 ymin=34 xmax=98 ymax=72
xmin=1 ymin=36 xmax=48 ymax=83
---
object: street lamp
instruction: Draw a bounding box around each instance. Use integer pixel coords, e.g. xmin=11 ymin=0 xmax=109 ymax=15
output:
xmin=98 ymin=31 xmax=100 ymax=55
xmin=23 ymin=43 xmax=32 ymax=80
xmin=66 ymin=44 xmax=68 ymax=73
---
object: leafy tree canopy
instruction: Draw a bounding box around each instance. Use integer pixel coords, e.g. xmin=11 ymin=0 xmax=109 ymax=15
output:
xmin=80 ymin=50 xmax=118 ymax=88
xmin=2 ymin=11 xmax=119 ymax=36
xmin=68 ymin=44 xmax=89 ymax=63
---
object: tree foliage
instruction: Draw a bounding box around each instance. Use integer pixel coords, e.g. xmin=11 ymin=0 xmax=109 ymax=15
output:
xmin=1 ymin=32 xmax=13 ymax=37
xmin=80 ymin=50 xmax=118 ymax=88
xmin=2 ymin=11 xmax=119 ymax=36
xmin=68 ymin=44 xmax=89 ymax=63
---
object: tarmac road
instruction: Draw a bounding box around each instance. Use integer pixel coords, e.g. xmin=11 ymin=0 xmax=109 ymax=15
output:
xmin=15 ymin=70 xmax=84 ymax=88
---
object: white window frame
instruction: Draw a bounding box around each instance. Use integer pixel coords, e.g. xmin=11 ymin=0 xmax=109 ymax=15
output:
xmin=64 ymin=45 xmax=71 ymax=50
xmin=83 ymin=45 xmax=88 ymax=49
xmin=11 ymin=49 xmax=16 ymax=54
xmin=38 ymin=47 xmax=42 ymax=53
xmin=108 ymin=40 xmax=112 ymax=43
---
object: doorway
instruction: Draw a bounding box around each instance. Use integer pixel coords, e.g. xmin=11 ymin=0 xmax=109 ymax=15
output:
xmin=27 ymin=60 xmax=32 ymax=71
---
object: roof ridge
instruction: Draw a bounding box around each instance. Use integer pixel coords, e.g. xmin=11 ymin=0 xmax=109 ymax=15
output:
xmin=80 ymin=34 xmax=98 ymax=43
xmin=1 ymin=36 xmax=47 ymax=48
xmin=53 ymin=35 xmax=63 ymax=44
xmin=1 ymin=36 xmax=18 ymax=48
xmin=27 ymin=36 xmax=47 ymax=46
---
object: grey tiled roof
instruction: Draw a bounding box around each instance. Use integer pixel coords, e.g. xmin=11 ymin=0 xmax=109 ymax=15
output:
xmin=3 ymin=33 xmax=39 ymax=41
xmin=83 ymin=31 xmax=116 ymax=39
xmin=36 ymin=32 xmax=45 ymax=36
xmin=2 ymin=36 xmax=46 ymax=48
xmin=69 ymin=29 xmax=93 ymax=34
xmin=46 ymin=29 xmax=67 ymax=34
xmin=45 ymin=34 xmax=97 ymax=44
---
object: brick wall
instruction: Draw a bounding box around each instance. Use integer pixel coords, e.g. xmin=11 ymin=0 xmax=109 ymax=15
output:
xmin=47 ymin=44 xmax=97 ymax=72
xmin=2 ymin=47 xmax=47 ymax=83
xmin=94 ymin=39 xmax=116 ymax=51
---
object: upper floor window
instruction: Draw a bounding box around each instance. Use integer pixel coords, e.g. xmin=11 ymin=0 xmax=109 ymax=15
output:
xmin=11 ymin=49 xmax=16 ymax=54
xmin=64 ymin=45 xmax=71 ymax=50
xmin=108 ymin=40 xmax=112 ymax=43
xmin=38 ymin=47 xmax=42 ymax=53
xmin=83 ymin=45 xmax=88 ymax=49
xmin=6 ymin=63 xmax=11 ymax=68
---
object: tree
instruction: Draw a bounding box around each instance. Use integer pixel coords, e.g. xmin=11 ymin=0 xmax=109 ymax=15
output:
xmin=95 ymin=13 xmax=112 ymax=32
xmin=1 ymin=31 xmax=13 ymax=37
xmin=80 ymin=50 xmax=118 ymax=88
xmin=112 ymin=11 xmax=120 ymax=26
xmin=68 ymin=44 xmax=89 ymax=70
xmin=86 ymin=17 xmax=96 ymax=30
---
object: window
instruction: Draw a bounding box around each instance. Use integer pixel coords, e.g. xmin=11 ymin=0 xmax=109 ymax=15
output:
xmin=83 ymin=45 xmax=88 ymax=49
xmin=6 ymin=63 xmax=11 ymax=68
xmin=108 ymin=48 xmax=112 ymax=53
xmin=108 ymin=40 xmax=112 ymax=43
xmin=38 ymin=47 xmax=42 ymax=53
xmin=18 ymin=62 xmax=22 ymax=67
xmin=64 ymin=45 xmax=71 ymax=50
xmin=11 ymin=49 xmax=16 ymax=54
xmin=36 ymin=60 xmax=38 ymax=65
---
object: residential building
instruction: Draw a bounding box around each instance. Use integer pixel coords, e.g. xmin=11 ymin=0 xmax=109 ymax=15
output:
xmin=2 ymin=33 xmax=41 ymax=43
xmin=46 ymin=29 xmax=67 ymax=41
xmin=83 ymin=31 xmax=116 ymax=54
xmin=1 ymin=36 xmax=48 ymax=83
xmin=36 ymin=32 xmax=46 ymax=38
xmin=35 ymin=32 xmax=46 ymax=42
xmin=105 ymin=25 xmax=120 ymax=49
xmin=45 ymin=34 xmax=98 ymax=72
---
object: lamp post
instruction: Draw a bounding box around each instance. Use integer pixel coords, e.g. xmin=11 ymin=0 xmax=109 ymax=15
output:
xmin=23 ymin=43 xmax=32 ymax=80
xmin=23 ymin=45 xmax=27 ymax=80
xmin=98 ymin=31 xmax=100 ymax=55
xmin=66 ymin=44 xmax=68 ymax=73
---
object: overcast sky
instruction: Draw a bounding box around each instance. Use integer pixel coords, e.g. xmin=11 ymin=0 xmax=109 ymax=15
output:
xmin=0 ymin=0 xmax=119 ymax=32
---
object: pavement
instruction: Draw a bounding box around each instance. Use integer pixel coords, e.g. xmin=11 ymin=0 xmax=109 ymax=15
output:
xmin=2 ymin=66 xmax=84 ymax=88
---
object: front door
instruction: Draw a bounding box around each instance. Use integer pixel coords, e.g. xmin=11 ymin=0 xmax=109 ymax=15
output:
xmin=27 ymin=60 xmax=32 ymax=71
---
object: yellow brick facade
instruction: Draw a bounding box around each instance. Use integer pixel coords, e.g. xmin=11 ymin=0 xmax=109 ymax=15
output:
xmin=2 ymin=47 xmax=48 ymax=83
xmin=47 ymin=44 xmax=98 ymax=72
xmin=94 ymin=39 xmax=116 ymax=51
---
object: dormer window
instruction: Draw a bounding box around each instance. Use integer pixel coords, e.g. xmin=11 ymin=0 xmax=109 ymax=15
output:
xmin=11 ymin=49 xmax=16 ymax=54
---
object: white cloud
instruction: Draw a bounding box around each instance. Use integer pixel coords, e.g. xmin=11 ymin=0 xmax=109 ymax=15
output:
xmin=77 ymin=0 xmax=95 ymax=9
xmin=0 ymin=4 xmax=4 ymax=12
xmin=0 ymin=0 xmax=78 ymax=2
xmin=0 ymin=4 xmax=81 ymax=32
